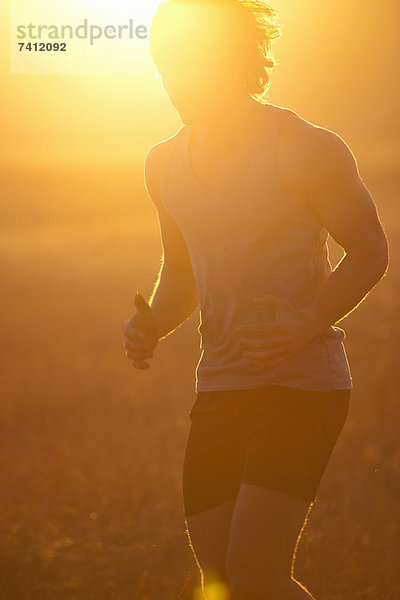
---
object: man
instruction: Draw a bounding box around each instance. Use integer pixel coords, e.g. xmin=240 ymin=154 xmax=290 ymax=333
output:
xmin=122 ymin=1 xmax=389 ymax=598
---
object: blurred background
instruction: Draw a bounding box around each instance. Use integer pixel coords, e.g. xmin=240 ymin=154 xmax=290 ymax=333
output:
xmin=0 ymin=1 xmax=399 ymax=599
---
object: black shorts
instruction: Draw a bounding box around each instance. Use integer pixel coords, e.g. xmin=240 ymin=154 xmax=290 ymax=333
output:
xmin=182 ymin=383 xmax=351 ymax=517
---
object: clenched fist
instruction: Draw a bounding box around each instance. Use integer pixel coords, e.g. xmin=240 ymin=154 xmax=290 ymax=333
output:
xmin=122 ymin=291 xmax=160 ymax=369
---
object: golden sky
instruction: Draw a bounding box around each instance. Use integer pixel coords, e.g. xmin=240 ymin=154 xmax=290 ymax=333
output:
xmin=0 ymin=0 xmax=398 ymax=167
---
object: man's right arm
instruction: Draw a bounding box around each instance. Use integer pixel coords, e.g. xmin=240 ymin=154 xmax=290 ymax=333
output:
xmin=144 ymin=143 xmax=200 ymax=341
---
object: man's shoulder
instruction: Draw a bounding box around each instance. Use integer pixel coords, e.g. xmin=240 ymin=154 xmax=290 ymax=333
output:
xmin=272 ymin=104 xmax=342 ymax=152
xmin=144 ymin=125 xmax=187 ymax=168
xmin=144 ymin=125 xmax=187 ymax=207
xmin=274 ymin=104 xmax=355 ymax=191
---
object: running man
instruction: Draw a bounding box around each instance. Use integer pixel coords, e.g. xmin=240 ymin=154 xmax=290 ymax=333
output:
xmin=122 ymin=2 xmax=389 ymax=599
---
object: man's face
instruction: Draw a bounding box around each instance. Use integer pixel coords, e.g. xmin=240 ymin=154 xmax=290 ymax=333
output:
xmin=154 ymin=6 xmax=244 ymax=124
xmin=160 ymin=52 xmax=233 ymax=124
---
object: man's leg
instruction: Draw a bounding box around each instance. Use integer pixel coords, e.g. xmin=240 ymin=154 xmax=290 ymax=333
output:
xmin=225 ymin=483 xmax=317 ymax=600
xmin=185 ymin=497 xmax=237 ymax=599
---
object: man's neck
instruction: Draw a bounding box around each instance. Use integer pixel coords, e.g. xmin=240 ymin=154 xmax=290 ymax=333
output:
xmin=193 ymin=96 xmax=264 ymax=157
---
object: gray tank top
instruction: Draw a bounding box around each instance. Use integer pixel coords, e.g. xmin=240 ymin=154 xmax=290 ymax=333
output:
xmin=149 ymin=102 xmax=353 ymax=392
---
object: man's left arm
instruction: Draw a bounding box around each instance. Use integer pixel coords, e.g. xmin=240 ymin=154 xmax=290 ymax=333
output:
xmin=237 ymin=120 xmax=390 ymax=369
xmin=293 ymin=125 xmax=389 ymax=336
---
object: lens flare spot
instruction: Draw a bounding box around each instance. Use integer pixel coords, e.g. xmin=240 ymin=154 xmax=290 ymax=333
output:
xmin=192 ymin=581 xmax=231 ymax=600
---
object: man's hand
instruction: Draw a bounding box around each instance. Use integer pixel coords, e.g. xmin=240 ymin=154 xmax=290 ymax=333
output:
xmin=122 ymin=291 xmax=160 ymax=369
xmin=236 ymin=294 xmax=319 ymax=370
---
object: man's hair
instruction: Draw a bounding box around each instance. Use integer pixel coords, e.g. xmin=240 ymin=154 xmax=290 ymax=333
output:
xmin=149 ymin=0 xmax=282 ymax=103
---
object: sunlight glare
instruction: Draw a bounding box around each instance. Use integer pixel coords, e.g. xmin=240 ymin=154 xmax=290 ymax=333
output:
xmin=192 ymin=581 xmax=231 ymax=600
xmin=69 ymin=0 xmax=161 ymax=23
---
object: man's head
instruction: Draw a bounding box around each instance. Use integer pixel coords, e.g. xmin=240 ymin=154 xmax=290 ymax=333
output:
xmin=149 ymin=0 xmax=281 ymax=124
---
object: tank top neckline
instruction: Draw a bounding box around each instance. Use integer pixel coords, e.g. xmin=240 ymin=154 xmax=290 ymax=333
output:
xmin=182 ymin=103 xmax=272 ymax=196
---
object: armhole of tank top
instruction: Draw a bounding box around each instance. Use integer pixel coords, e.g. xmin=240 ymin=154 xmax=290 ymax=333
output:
xmin=158 ymin=147 xmax=170 ymax=214
xmin=273 ymin=108 xmax=324 ymax=227
xmin=274 ymin=108 xmax=302 ymax=212
xmin=158 ymin=130 xmax=184 ymax=216
xmin=151 ymin=141 xmax=173 ymax=215
xmin=145 ymin=145 xmax=167 ymax=214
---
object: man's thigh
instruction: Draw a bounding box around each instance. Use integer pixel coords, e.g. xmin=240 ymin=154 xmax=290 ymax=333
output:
xmin=226 ymin=483 xmax=314 ymax=586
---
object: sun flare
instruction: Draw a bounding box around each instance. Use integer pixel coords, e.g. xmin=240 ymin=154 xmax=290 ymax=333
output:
xmin=69 ymin=0 xmax=161 ymax=24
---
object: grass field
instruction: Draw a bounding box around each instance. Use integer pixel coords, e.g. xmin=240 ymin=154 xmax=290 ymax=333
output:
xmin=0 ymin=156 xmax=399 ymax=599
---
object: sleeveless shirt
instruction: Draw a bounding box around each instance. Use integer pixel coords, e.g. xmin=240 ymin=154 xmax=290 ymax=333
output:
xmin=146 ymin=103 xmax=353 ymax=392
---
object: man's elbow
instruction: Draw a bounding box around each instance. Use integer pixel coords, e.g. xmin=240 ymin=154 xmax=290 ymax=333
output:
xmin=348 ymin=230 xmax=389 ymax=279
xmin=366 ymin=232 xmax=389 ymax=279
xmin=376 ymin=232 xmax=389 ymax=271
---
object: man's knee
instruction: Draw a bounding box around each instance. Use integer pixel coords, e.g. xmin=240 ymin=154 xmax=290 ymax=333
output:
xmin=225 ymin=545 xmax=284 ymax=588
xmin=227 ymin=576 xmax=293 ymax=600
xmin=226 ymin=553 xmax=294 ymax=600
